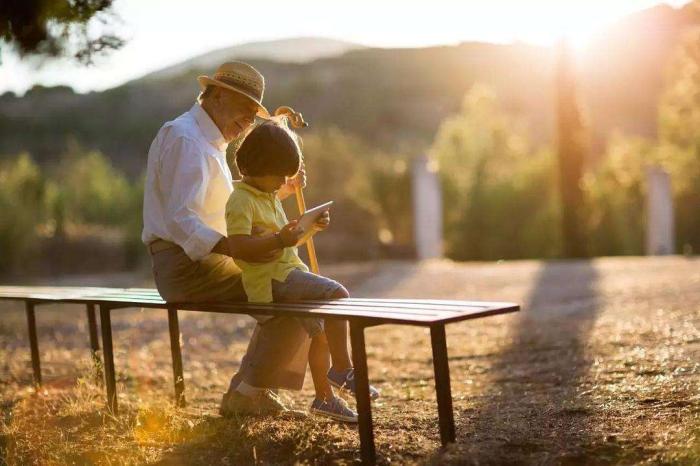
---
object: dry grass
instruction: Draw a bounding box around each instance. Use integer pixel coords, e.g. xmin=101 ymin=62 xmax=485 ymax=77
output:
xmin=1 ymin=257 xmax=698 ymax=465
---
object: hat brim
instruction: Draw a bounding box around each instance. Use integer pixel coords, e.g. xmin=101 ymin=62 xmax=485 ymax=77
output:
xmin=197 ymin=75 xmax=270 ymax=119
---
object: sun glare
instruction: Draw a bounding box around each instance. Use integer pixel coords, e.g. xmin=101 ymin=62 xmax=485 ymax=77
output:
xmin=497 ymin=3 xmax=638 ymax=51
xmin=450 ymin=1 xmax=691 ymax=53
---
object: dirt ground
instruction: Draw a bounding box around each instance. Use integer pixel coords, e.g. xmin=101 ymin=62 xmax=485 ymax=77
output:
xmin=0 ymin=256 xmax=698 ymax=465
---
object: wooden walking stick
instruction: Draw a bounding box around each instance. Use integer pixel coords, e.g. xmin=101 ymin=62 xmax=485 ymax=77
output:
xmin=271 ymin=106 xmax=321 ymax=274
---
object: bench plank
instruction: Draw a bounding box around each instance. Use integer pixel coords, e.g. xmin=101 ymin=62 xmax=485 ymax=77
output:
xmin=81 ymin=299 xmax=516 ymax=326
xmin=1 ymin=286 xmax=518 ymax=326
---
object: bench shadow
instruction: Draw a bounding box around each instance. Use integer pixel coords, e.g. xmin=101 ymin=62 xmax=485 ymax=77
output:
xmin=441 ymin=260 xmax=604 ymax=464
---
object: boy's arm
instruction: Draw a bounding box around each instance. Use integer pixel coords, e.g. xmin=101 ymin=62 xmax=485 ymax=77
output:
xmin=210 ymin=237 xmax=232 ymax=256
xmin=211 ymin=236 xmax=280 ymax=262
xmin=227 ymin=234 xmax=283 ymax=262
xmin=227 ymin=221 xmax=304 ymax=262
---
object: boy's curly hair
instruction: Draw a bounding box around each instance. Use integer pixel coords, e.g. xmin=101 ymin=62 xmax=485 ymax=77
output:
xmin=235 ymin=122 xmax=301 ymax=177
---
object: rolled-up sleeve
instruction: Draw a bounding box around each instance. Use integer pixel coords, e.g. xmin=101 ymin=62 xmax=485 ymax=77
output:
xmin=161 ymin=137 xmax=224 ymax=261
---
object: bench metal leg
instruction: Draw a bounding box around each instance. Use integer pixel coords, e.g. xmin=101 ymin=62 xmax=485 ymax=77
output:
xmin=99 ymin=305 xmax=118 ymax=415
xmin=85 ymin=304 xmax=102 ymax=375
xmin=25 ymin=301 xmax=41 ymax=388
xmin=350 ymin=321 xmax=376 ymax=465
xmin=167 ymin=308 xmax=186 ymax=407
xmin=430 ymin=324 xmax=456 ymax=446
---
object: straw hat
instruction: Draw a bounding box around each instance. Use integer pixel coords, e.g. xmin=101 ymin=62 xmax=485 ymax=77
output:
xmin=197 ymin=62 xmax=270 ymax=118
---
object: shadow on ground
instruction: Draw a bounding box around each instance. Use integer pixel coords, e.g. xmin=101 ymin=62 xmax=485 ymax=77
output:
xmin=436 ymin=260 xmax=618 ymax=464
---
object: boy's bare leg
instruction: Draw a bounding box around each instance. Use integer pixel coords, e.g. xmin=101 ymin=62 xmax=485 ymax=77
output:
xmin=325 ymin=287 xmax=352 ymax=371
xmin=325 ymin=319 xmax=352 ymax=371
xmin=308 ymin=332 xmax=334 ymax=400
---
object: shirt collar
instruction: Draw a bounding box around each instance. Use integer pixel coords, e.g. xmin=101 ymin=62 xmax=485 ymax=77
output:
xmin=190 ymin=102 xmax=228 ymax=152
xmin=234 ymin=180 xmax=277 ymax=200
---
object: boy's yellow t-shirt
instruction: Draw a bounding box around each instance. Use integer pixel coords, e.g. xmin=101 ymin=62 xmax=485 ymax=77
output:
xmin=225 ymin=180 xmax=309 ymax=302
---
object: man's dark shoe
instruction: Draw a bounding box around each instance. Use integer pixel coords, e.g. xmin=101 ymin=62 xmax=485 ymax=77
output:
xmin=219 ymin=389 xmax=288 ymax=417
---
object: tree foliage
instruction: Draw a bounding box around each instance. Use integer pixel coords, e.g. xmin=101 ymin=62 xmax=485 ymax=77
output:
xmin=581 ymin=22 xmax=700 ymax=256
xmin=657 ymin=23 xmax=700 ymax=252
xmin=52 ymin=142 xmax=132 ymax=226
xmin=430 ymin=85 xmax=561 ymax=260
xmin=291 ymin=128 xmax=414 ymax=259
xmin=0 ymin=0 xmax=123 ymax=64
xmin=0 ymin=154 xmax=47 ymax=274
xmin=582 ymin=134 xmax=649 ymax=256
xmin=0 ymin=147 xmax=142 ymax=276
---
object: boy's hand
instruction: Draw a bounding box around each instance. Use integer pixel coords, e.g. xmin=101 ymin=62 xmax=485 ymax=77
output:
xmin=312 ymin=210 xmax=330 ymax=231
xmin=278 ymin=220 xmax=303 ymax=247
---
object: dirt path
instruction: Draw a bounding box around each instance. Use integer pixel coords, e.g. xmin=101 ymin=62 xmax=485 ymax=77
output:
xmin=1 ymin=257 xmax=698 ymax=464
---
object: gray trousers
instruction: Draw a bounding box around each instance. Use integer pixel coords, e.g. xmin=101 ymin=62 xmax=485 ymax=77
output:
xmin=150 ymin=245 xmax=310 ymax=390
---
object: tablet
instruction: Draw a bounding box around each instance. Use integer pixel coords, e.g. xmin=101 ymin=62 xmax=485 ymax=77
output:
xmin=295 ymin=201 xmax=333 ymax=245
xmin=297 ymin=201 xmax=333 ymax=232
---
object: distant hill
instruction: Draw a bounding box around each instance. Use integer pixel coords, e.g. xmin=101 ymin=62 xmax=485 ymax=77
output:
xmin=1 ymin=5 xmax=698 ymax=177
xmin=142 ymin=37 xmax=366 ymax=80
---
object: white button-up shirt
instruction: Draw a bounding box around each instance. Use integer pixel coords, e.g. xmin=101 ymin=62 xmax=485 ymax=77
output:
xmin=142 ymin=103 xmax=233 ymax=261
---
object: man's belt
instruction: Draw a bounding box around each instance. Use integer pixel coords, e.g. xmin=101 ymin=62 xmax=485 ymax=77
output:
xmin=148 ymin=239 xmax=180 ymax=255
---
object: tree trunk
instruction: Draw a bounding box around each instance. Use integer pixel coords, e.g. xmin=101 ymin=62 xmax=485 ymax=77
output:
xmin=555 ymin=39 xmax=588 ymax=258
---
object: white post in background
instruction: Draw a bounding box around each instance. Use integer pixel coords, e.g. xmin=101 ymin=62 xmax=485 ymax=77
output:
xmin=646 ymin=165 xmax=675 ymax=255
xmin=412 ymin=155 xmax=443 ymax=260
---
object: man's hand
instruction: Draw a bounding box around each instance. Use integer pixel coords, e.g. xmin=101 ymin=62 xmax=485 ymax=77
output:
xmin=277 ymin=163 xmax=307 ymax=200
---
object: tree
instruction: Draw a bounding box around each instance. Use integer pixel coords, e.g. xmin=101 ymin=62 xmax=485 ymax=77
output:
xmin=0 ymin=0 xmax=123 ymax=64
xmin=555 ymin=39 xmax=588 ymax=258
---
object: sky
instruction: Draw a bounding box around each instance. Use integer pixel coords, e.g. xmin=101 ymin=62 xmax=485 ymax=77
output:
xmin=0 ymin=0 xmax=691 ymax=96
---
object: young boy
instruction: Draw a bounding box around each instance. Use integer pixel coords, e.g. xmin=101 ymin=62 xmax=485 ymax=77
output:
xmin=224 ymin=121 xmax=378 ymax=422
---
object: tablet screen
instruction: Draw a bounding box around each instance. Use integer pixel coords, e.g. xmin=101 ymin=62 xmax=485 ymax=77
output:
xmin=297 ymin=201 xmax=334 ymax=232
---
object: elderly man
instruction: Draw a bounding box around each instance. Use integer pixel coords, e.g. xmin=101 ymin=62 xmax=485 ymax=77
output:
xmin=142 ymin=61 xmax=320 ymax=415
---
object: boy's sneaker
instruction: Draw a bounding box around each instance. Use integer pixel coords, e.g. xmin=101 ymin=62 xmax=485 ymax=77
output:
xmin=219 ymin=389 xmax=288 ymax=417
xmin=327 ymin=367 xmax=380 ymax=400
xmin=310 ymin=396 xmax=358 ymax=423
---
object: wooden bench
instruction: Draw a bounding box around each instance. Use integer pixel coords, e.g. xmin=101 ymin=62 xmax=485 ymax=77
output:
xmin=0 ymin=285 xmax=519 ymax=464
